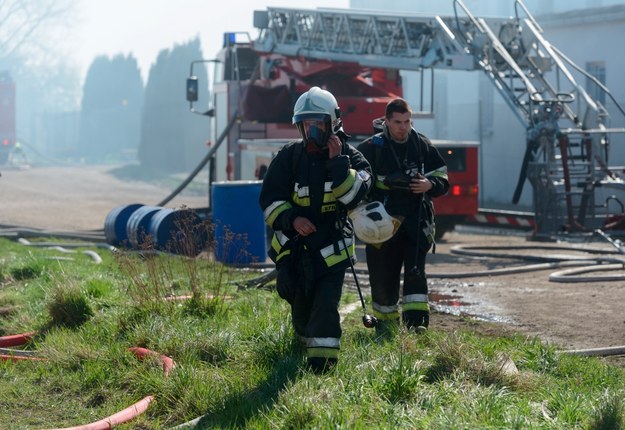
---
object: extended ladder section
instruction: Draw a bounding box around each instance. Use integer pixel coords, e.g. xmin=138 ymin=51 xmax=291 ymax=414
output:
xmin=253 ymin=0 xmax=625 ymax=235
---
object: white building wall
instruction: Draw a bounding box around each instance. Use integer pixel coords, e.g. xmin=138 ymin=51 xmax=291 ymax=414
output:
xmin=539 ymin=8 xmax=625 ymax=166
xmin=350 ymin=0 xmax=625 ymax=210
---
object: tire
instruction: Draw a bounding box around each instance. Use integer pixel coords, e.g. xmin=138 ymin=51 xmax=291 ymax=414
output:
xmin=434 ymin=226 xmax=450 ymax=241
xmin=435 ymin=218 xmax=458 ymax=240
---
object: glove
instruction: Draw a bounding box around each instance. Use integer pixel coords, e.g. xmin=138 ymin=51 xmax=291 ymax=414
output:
xmin=275 ymin=241 xmax=314 ymax=303
xmin=383 ymin=170 xmax=413 ymax=190
xmin=276 ymin=254 xmax=296 ymax=304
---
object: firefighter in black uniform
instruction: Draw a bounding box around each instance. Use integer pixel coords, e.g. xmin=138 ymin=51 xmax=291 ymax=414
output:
xmin=357 ymin=98 xmax=449 ymax=335
xmin=259 ymin=86 xmax=372 ymax=373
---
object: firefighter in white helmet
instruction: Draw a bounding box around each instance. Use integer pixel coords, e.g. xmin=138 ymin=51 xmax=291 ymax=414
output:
xmin=259 ymin=86 xmax=372 ymax=373
xmin=357 ymin=98 xmax=449 ymax=336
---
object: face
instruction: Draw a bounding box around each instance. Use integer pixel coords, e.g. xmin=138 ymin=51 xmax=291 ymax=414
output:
xmin=301 ymin=119 xmax=329 ymax=147
xmin=386 ymin=111 xmax=412 ymax=142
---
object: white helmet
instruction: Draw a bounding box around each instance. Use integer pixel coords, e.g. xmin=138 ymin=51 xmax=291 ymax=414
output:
xmin=292 ymin=86 xmax=342 ymax=147
xmin=349 ymin=201 xmax=401 ymax=244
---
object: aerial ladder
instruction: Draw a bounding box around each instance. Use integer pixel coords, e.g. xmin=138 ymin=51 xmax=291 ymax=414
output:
xmin=251 ymin=0 xmax=625 ymax=236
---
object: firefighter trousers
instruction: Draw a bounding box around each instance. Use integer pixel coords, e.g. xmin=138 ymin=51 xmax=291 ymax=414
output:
xmin=290 ymin=268 xmax=345 ymax=364
xmin=365 ymin=230 xmax=430 ymax=328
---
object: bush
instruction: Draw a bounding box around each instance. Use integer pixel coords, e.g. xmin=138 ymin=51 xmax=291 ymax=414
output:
xmin=47 ymin=286 xmax=94 ymax=328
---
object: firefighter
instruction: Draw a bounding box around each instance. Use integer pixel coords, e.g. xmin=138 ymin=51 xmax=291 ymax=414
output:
xmin=259 ymin=86 xmax=372 ymax=373
xmin=357 ymin=98 xmax=449 ymax=336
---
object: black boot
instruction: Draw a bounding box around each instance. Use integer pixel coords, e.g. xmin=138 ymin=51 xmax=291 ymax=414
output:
xmin=403 ymin=310 xmax=429 ymax=332
xmin=306 ymin=357 xmax=337 ymax=374
xmin=375 ymin=318 xmax=400 ymax=340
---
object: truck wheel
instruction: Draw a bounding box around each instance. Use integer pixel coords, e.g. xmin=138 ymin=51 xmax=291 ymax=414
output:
xmin=434 ymin=227 xmax=449 ymax=241
xmin=435 ymin=220 xmax=455 ymax=240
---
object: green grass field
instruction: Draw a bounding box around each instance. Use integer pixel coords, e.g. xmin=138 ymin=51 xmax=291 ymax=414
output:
xmin=0 ymin=236 xmax=624 ymax=429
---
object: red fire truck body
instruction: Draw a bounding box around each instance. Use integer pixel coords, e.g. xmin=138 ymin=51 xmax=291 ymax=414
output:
xmin=191 ymin=32 xmax=479 ymax=237
xmin=213 ymin=35 xmax=479 ymax=237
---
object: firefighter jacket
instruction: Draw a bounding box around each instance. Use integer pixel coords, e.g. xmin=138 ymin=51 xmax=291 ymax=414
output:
xmin=357 ymin=128 xmax=449 ymax=246
xmin=259 ymin=137 xmax=372 ymax=272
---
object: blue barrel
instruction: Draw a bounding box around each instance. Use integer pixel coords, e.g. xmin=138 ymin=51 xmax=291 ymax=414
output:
xmin=211 ymin=180 xmax=266 ymax=264
xmin=148 ymin=208 xmax=207 ymax=256
xmin=104 ymin=203 xmax=144 ymax=247
xmin=126 ymin=206 xmax=162 ymax=250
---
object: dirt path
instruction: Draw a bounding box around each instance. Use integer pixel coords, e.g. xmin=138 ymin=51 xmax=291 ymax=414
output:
xmin=2 ymin=165 xmax=624 ymax=365
xmin=425 ymin=230 xmax=625 ymax=352
xmin=0 ymin=165 xmax=208 ymax=232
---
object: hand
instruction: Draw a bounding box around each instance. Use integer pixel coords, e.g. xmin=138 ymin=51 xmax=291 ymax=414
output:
xmin=409 ymin=174 xmax=433 ymax=194
xmin=327 ymin=134 xmax=342 ymax=158
xmin=293 ymin=216 xmax=317 ymax=236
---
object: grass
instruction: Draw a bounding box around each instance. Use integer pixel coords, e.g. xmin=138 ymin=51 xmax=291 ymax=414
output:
xmin=0 ymin=236 xmax=624 ymax=429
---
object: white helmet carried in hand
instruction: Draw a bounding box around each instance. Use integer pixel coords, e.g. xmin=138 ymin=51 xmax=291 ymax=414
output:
xmin=349 ymin=201 xmax=401 ymax=244
xmin=292 ymin=86 xmax=342 ymax=147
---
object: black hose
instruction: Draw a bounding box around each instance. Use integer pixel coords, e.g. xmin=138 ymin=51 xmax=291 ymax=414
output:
xmin=512 ymin=142 xmax=534 ymax=204
xmin=156 ymin=113 xmax=239 ymax=207
xmin=337 ymin=216 xmax=377 ymax=328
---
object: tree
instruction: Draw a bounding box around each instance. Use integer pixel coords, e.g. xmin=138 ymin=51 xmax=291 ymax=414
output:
xmin=0 ymin=0 xmax=81 ymax=157
xmin=79 ymin=54 xmax=144 ymax=162
xmin=138 ymin=37 xmax=209 ymax=173
xmin=0 ymin=0 xmax=73 ymax=65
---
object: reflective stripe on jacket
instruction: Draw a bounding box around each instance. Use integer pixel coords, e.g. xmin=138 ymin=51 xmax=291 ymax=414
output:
xmin=259 ymin=139 xmax=372 ymax=270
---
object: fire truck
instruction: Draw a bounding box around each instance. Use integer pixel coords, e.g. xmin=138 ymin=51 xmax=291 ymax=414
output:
xmin=188 ymin=0 xmax=625 ymax=237
xmin=187 ymin=26 xmax=478 ymax=239
xmin=0 ymin=72 xmax=16 ymax=165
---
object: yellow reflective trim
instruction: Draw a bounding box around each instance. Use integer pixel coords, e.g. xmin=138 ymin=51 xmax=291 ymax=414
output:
xmin=333 ymin=170 xmax=356 ymax=199
xmin=275 ymin=249 xmax=290 ymax=262
xmin=402 ymin=302 xmax=430 ymax=312
xmin=271 ymin=235 xmax=280 ymax=252
xmin=426 ymin=166 xmax=448 ymax=181
xmin=323 ymin=192 xmax=337 ymax=203
xmin=375 ymin=179 xmax=390 ymax=190
xmin=324 ymin=242 xmax=353 ymax=267
xmin=338 ymin=169 xmax=365 ymax=204
xmin=272 ymin=235 xmax=290 ymax=263
xmin=292 ymin=192 xmax=310 ymax=207
xmin=307 ymin=347 xmax=339 ymax=359
xmin=266 ymin=201 xmax=292 ymax=227
xmin=372 ymin=310 xmax=400 ymax=321
xmin=429 ymin=172 xmax=448 ymax=180
xmin=321 ymin=203 xmax=337 ymax=213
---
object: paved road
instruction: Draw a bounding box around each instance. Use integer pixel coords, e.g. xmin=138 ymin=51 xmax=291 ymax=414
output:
xmin=0 ymin=164 xmax=208 ymax=232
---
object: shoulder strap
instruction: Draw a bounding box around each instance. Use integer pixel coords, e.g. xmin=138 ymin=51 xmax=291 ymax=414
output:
xmin=371 ymin=133 xmax=385 ymax=168
xmin=290 ymin=141 xmax=303 ymax=176
xmin=410 ymin=130 xmax=424 ymax=173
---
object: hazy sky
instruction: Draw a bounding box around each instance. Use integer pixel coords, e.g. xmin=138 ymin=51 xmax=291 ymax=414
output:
xmin=71 ymin=1 xmax=350 ymax=82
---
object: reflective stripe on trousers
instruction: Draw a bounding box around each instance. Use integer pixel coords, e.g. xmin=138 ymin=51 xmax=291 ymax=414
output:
xmin=290 ymin=268 xmax=345 ymax=360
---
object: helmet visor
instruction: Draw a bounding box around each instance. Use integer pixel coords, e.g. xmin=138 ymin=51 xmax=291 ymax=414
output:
xmin=295 ymin=115 xmax=332 ymax=148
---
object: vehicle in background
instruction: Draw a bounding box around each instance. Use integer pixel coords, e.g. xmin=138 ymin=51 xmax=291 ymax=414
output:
xmin=187 ymin=31 xmax=479 ymax=238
